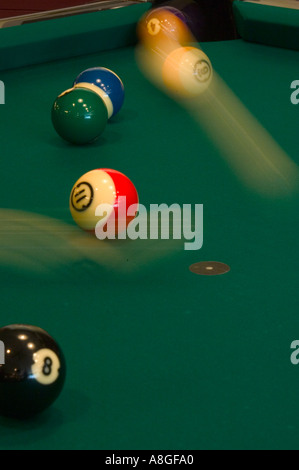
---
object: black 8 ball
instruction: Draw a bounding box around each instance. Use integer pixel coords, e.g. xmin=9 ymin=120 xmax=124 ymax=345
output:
xmin=0 ymin=325 xmax=66 ymax=419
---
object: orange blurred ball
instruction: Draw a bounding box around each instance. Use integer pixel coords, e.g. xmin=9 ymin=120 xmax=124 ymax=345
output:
xmin=137 ymin=7 xmax=194 ymax=51
xmin=162 ymin=47 xmax=213 ymax=98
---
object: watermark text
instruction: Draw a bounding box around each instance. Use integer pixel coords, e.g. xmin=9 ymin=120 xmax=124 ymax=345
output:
xmin=290 ymin=80 xmax=299 ymax=105
xmin=95 ymin=200 xmax=203 ymax=251
xmin=0 ymin=341 xmax=5 ymax=365
xmin=290 ymin=340 xmax=299 ymax=365
xmin=0 ymin=81 xmax=4 ymax=105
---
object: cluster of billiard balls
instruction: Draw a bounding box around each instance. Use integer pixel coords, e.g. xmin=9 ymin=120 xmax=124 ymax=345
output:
xmin=0 ymin=7 xmax=213 ymax=421
xmin=137 ymin=6 xmax=213 ymax=98
xmin=52 ymin=67 xmax=125 ymax=145
xmin=0 ymin=72 xmax=132 ymax=421
xmin=51 ymin=67 xmax=139 ymax=236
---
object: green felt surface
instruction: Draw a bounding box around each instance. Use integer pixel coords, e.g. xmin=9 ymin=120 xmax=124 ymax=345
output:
xmin=0 ymin=6 xmax=299 ymax=450
xmin=0 ymin=3 xmax=151 ymax=71
xmin=234 ymin=0 xmax=299 ymax=50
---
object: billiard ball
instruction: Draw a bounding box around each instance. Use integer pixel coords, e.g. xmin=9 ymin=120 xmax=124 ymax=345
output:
xmin=70 ymin=168 xmax=139 ymax=237
xmin=162 ymin=46 xmax=213 ymax=98
xmin=0 ymin=324 xmax=66 ymax=419
xmin=73 ymin=67 xmax=125 ymax=119
xmin=137 ymin=7 xmax=194 ymax=51
xmin=51 ymin=87 xmax=108 ymax=145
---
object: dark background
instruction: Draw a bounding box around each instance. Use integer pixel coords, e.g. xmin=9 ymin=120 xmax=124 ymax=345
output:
xmin=0 ymin=0 xmax=95 ymax=17
xmin=0 ymin=0 xmax=237 ymax=40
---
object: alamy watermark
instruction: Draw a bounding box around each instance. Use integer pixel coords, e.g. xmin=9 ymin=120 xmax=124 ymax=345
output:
xmin=93 ymin=200 xmax=203 ymax=251
xmin=290 ymin=340 xmax=299 ymax=365
xmin=0 ymin=341 xmax=5 ymax=365
xmin=0 ymin=81 xmax=5 ymax=105
xmin=291 ymin=80 xmax=299 ymax=105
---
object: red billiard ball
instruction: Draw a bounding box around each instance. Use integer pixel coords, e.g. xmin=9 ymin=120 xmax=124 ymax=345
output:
xmin=70 ymin=169 xmax=139 ymax=237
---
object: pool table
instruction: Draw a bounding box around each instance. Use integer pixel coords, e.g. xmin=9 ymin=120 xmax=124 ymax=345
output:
xmin=0 ymin=0 xmax=299 ymax=451
xmin=0 ymin=0 xmax=104 ymax=19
